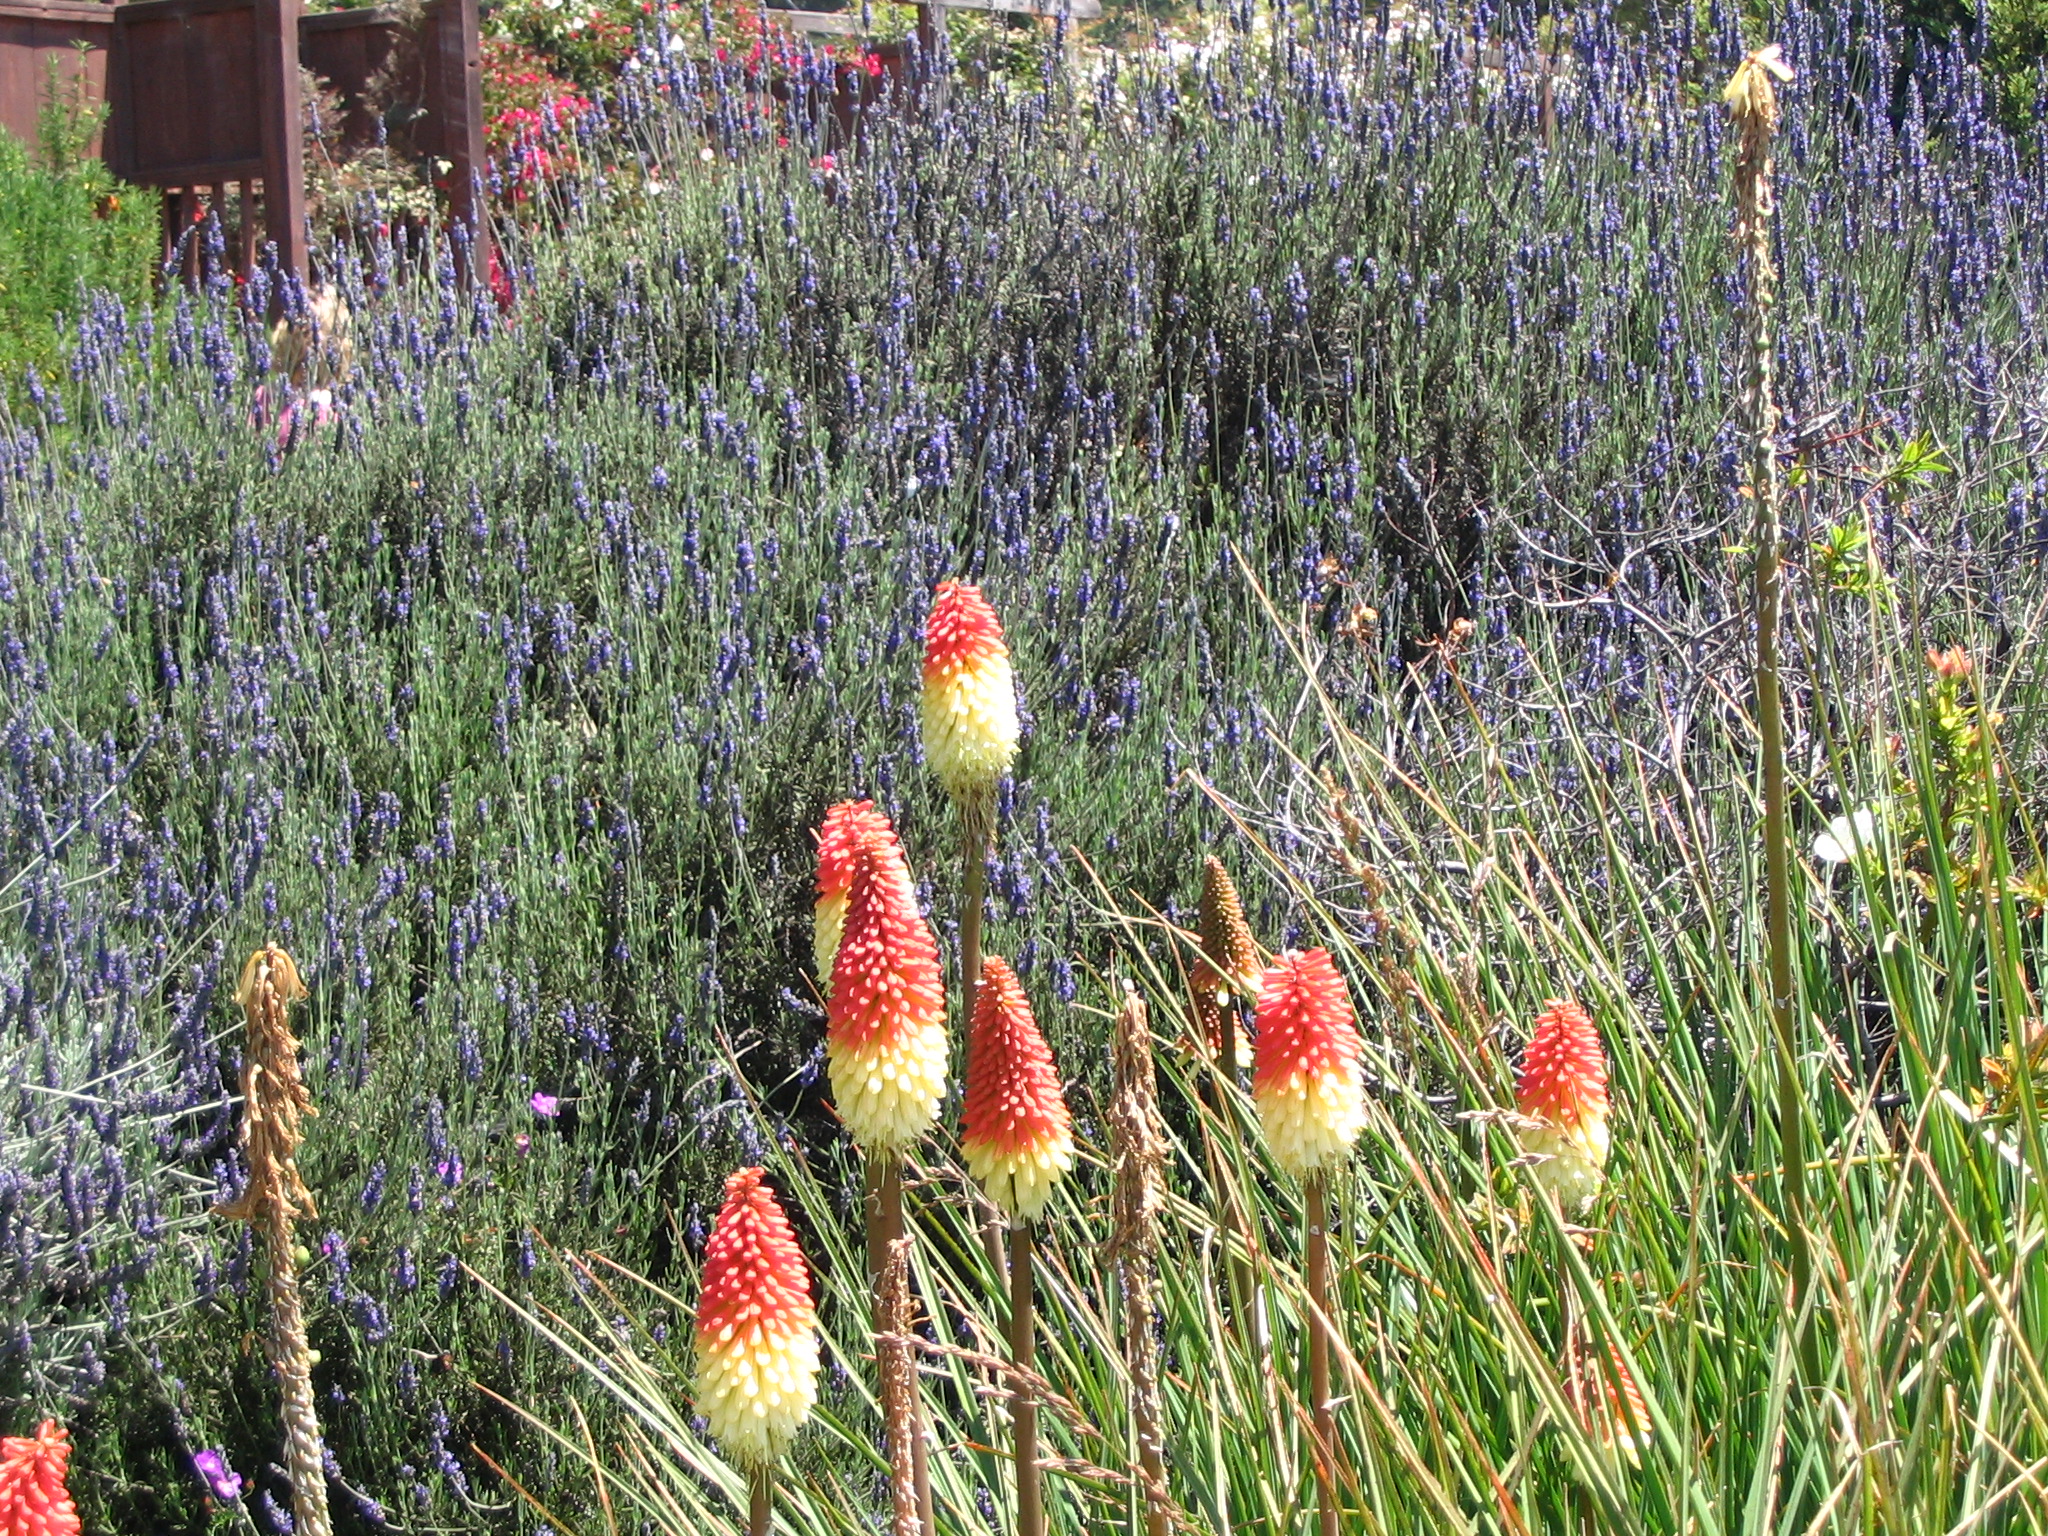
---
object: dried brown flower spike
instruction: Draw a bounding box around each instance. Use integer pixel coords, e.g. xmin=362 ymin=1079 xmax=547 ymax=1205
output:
xmin=214 ymin=945 xmax=331 ymax=1536
xmin=1198 ymin=856 xmax=1260 ymax=994
xmin=1198 ymin=856 xmax=1261 ymax=1071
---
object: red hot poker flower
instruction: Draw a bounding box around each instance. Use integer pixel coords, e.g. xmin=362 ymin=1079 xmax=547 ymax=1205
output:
xmin=961 ymin=956 xmax=1074 ymax=1221
xmin=693 ymin=1168 xmax=821 ymax=1469
xmin=1515 ymin=1000 xmax=1611 ymax=1212
xmin=921 ymin=581 xmax=1020 ymax=807
xmin=0 ymin=1421 xmax=80 ymax=1536
xmin=1252 ymin=949 xmax=1367 ymax=1178
xmin=1566 ymin=1333 xmax=1653 ymax=1465
xmin=813 ymin=800 xmax=906 ymax=988
xmin=826 ymin=840 xmax=949 ymax=1153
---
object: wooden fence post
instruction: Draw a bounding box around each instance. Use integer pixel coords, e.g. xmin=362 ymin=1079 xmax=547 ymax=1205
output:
xmin=253 ymin=0 xmax=307 ymax=283
xmin=423 ymin=0 xmax=487 ymax=278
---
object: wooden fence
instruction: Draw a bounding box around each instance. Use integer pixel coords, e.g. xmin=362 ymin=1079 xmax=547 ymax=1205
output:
xmin=0 ymin=0 xmax=483 ymax=284
xmin=0 ymin=0 xmax=110 ymax=158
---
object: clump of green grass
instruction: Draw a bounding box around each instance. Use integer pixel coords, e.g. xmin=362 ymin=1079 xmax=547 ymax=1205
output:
xmin=0 ymin=58 xmax=154 ymax=400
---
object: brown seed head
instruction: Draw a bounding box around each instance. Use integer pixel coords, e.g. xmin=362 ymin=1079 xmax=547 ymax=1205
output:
xmin=1198 ymin=856 xmax=1260 ymax=995
xmin=214 ymin=945 xmax=318 ymax=1226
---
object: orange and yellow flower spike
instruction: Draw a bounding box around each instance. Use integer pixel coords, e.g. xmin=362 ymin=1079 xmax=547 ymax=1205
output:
xmin=1567 ymin=1332 xmax=1653 ymax=1465
xmin=920 ymin=581 xmax=1020 ymax=810
xmin=692 ymin=1169 xmax=822 ymax=1471
xmin=813 ymin=800 xmax=906 ymax=990
xmin=0 ymin=1421 xmax=80 ymax=1536
xmin=1515 ymin=1000 xmax=1611 ymax=1213
xmin=827 ymin=840 xmax=949 ymax=1155
xmin=962 ymin=956 xmax=1074 ymax=1222
xmin=1252 ymin=949 xmax=1367 ymax=1179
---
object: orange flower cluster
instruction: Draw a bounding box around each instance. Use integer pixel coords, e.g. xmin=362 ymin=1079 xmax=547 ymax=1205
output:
xmin=1252 ymin=949 xmax=1367 ymax=1178
xmin=921 ymin=581 xmax=1020 ymax=808
xmin=1515 ymin=1000 xmax=1611 ymax=1212
xmin=0 ymin=1422 xmax=78 ymax=1536
xmin=826 ymin=841 xmax=949 ymax=1153
xmin=813 ymin=800 xmax=905 ymax=989
xmin=693 ymin=1169 xmax=821 ymax=1469
xmin=1566 ymin=1333 xmax=1653 ymax=1464
xmin=961 ymin=957 xmax=1074 ymax=1221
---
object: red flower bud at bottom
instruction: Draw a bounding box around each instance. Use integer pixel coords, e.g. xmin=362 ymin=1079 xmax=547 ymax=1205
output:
xmin=693 ymin=1170 xmax=820 ymax=1469
xmin=0 ymin=1421 xmax=80 ymax=1536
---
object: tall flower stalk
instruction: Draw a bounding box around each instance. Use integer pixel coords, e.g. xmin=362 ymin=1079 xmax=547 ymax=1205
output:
xmin=1253 ymin=949 xmax=1366 ymax=1536
xmin=1108 ymin=982 xmax=1170 ymax=1536
xmin=212 ymin=945 xmax=331 ymax=1536
xmin=921 ymin=579 xmax=1020 ymax=1005
xmin=826 ymin=836 xmax=948 ymax=1534
xmin=961 ymin=956 xmax=1074 ymax=1536
xmin=1725 ymin=41 xmax=1813 ymax=1344
xmin=692 ymin=1168 xmax=822 ymax=1536
xmin=922 ymin=579 xmax=1022 ymax=1282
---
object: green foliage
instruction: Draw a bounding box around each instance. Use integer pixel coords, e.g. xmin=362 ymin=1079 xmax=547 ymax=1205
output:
xmin=1985 ymin=0 xmax=2048 ymax=127
xmin=0 ymin=61 xmax=154 ymax=399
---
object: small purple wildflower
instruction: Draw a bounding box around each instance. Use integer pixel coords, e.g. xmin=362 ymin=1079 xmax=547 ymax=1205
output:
xmin=194 ymin=1448 xmax=243 ymax=1501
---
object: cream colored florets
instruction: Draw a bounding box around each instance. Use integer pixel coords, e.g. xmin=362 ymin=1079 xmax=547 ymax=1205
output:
xmin=1256 ymin=1063 xmax=1367 ymax=1179
xmin=694 ymin=1322 xmax=822 ymax=1468
xmin=827 ymin=1024 xmax=949 ymax=1154
xmin=965 ymin=1135 xmax=1076 ymax=1223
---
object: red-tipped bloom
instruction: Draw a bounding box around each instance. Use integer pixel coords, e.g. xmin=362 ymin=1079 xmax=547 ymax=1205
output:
xmin=1515 ymin=1000 xmax=1611 ymax=1212
xmin=921 ymin=581 xmax=1020 ymax=805
xmin=813 ymin=800 xmax=906 ymax=988
xmin=693 ymin=1169 xmax=821 ymax=1469
xmin=1566 ymin=1334 xmax=1652 ymax=1464
xmin=961 ymin=956 xmax=1074 ymax=1221
xmin=0 ymin=1421 xmax=80 ymax=1536
xmin=827 ymin=840 xmax=948 ymax=1153
xmin=1252 ymin=949 xmax=1367 ymax=1178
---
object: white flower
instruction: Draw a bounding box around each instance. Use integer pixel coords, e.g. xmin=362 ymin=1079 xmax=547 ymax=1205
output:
xmin=1812 ymin=806 xmax=1882 ymax=867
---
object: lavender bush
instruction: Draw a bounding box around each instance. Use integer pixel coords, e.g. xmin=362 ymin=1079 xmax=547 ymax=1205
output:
xmin=0 ymin=0 xmax=2043 ymax=1527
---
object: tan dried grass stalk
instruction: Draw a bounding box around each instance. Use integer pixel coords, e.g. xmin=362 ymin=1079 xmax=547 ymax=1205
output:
xmin=877 ymin=1235 xmax=923 ymax=1536
xmin=1726 ymin=42 xmax=1814 ymax=1353
xmin=213 ymin=945 xmax=332 ymax=1536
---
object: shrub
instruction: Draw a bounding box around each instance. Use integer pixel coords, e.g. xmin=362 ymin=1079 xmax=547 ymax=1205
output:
xmin=0 ymin=66 xmax=153 ymax=402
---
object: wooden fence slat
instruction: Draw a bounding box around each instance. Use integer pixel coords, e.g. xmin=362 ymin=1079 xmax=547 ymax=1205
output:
xmin=0 ymin=1 xmax=111 ymax=157
xmin=240 ymin=179 xmax=258 ymax=273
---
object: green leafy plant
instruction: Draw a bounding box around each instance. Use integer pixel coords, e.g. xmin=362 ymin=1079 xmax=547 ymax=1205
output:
xmin=0 ymin=55 xmax=153 ymax=400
